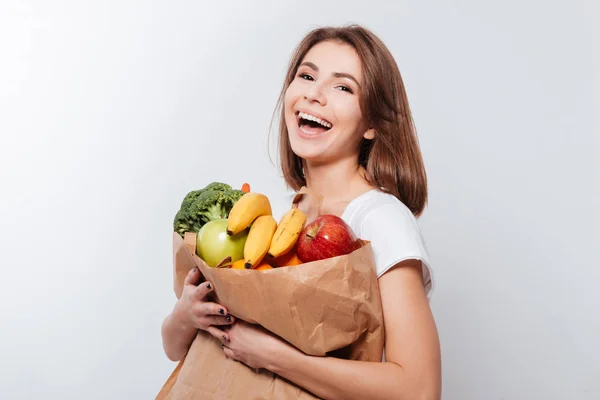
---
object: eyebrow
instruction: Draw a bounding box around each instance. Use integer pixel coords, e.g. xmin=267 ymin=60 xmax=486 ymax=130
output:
xmin=299 ymin=61 xmax=361 ymax=88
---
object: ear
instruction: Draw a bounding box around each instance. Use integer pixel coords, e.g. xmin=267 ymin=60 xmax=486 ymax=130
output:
xmin=363 ymin=128 xmax=376 ymax=140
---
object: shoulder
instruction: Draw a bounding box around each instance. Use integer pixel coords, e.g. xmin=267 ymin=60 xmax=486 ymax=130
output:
xmin=343 ymin=189 xmax=420 ymax=236
xmin=343 ymin=189 xmax=434 ymax=299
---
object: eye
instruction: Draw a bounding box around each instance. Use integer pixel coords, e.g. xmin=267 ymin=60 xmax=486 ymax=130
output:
xmin=298 ymin=73 xmax=314 ymax=81
xmin=336 ymin=85 xmax=353 ymax=94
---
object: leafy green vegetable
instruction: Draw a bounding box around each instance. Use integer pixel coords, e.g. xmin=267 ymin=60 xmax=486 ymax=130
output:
xmin=173 ymin=182 xmax=245 ymax=237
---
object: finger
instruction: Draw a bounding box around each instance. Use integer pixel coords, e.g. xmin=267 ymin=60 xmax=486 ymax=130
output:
xmin=184 ymin=266 xmax=202 ymax=286
xmin=222 ymin=344 xmax=235 ymax=359
xmin=201 ymin=302 xmax=228 ymax=317
xmin=195 ymin=281 xmax=214 ymax=300
xmin=206 ymin=326 xmax=229 ymax=344
xmin=199 ymin=314 xmax=235 ymax=327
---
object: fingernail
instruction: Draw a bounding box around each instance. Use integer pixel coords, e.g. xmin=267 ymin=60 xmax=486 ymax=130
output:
xmin=218 ymin=308 xmax=225 ymax=315
xmin=206 ymin=283 xmax=212 ymax=289
xmin=226 ymin=315 xmax=232 ymax=322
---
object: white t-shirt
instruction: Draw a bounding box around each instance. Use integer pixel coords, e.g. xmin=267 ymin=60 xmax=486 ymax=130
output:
xmin=341 ymin=189 xmax=434 ymax=300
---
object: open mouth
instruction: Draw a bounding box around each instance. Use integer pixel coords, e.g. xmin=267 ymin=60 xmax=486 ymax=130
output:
xmin=296 ymin=111 xmax=333 ymax=135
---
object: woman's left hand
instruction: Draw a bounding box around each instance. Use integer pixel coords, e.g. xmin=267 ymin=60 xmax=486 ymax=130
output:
xmin=220 ymin=320 xmax=293 ymax=370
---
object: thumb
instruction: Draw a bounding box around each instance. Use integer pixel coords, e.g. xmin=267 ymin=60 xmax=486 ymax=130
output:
xmin=184 ymin=266 xmax=202 ymax=286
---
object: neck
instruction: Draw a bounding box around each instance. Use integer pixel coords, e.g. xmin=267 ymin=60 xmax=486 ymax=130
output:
xmin=302 ymin=155 xmax=369 ymax=201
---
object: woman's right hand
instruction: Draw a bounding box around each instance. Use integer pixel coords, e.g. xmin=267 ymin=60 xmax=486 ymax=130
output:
xmin=174 ymin=266 xmax=235 ymax=341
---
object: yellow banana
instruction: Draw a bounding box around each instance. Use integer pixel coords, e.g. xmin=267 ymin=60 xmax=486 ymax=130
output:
xmin=267 ymin=208 xmax=307 ymax=258
xmin=243 ymin=215 xmax=278 ymax=269
xmin=227 ymin=192 xmax=272 ymax=235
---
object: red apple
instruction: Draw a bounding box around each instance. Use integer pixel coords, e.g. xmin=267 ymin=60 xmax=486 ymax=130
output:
xmin=297 ymin=214 xmax=360 ymax=262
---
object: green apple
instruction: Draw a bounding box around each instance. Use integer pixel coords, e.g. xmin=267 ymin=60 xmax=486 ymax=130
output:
xmin=196 ymin=219 xmax=248 ymax=267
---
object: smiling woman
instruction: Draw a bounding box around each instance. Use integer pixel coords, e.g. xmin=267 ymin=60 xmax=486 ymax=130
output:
xmin=283 ymin=40 xmax=378 ymax=164
xmin=161 ymin=24 xmax=441 ymax=400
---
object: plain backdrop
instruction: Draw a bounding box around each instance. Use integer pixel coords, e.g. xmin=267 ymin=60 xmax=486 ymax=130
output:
xmin=1 ymin=1 xmax=598 ymax=399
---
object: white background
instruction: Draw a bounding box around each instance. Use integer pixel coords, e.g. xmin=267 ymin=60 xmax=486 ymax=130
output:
xmin=1 ymin=1 xmax=598 ymax=399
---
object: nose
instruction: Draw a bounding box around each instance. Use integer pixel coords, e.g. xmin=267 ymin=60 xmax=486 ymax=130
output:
xmin=304 ymin=82 xmax=327 ymax=105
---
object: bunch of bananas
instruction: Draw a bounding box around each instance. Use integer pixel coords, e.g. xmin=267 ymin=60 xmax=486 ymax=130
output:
xmin=227 ymin=191 xmax=307 ymax=269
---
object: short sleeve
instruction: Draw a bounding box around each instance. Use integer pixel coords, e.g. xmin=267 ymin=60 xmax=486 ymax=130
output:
xmin=359 ymin=203 xmax=434 ymax=299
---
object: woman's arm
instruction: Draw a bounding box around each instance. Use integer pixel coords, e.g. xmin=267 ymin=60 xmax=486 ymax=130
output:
xmin=162 ymin=267 xmax=236 ymax=361
xmin=161 ymin=303 xmax=198 ymax=361
xmin=267 ymin=259 xmax=441 ymax=400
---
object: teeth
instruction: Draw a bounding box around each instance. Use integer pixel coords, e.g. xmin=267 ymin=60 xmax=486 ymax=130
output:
xmin=299 ymin=112 xmax=332 ymax=129
xmin=300 ymin=126 xmax=318 ymax=135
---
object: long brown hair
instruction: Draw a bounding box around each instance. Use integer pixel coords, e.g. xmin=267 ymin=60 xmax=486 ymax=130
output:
xmin=270 ymin=24 xmax=428 ymax=217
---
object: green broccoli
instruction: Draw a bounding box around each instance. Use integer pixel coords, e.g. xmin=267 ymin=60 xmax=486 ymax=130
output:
xmin=173 ymin=189 xmax=204 ymax=235
xmin=173 ymin=182 xmax=245 ymax=237
xmin=202 ymin=182 xmax=233 ymax=193
xmin=179 ymin=189 xmax=205 ymax=210
xmin=188 ymin=190 xmax=244 ymax=223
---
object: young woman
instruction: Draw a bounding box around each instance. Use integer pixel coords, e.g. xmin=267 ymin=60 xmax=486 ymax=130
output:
xmin=162 ymin=25 xmax=441 ymax=400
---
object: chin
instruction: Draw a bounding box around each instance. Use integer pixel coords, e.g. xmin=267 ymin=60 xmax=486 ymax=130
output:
xmin=292 ymin=149 xmax=321 ymax=162
xmin=289 ymin=141 xmax=334 ymax=165
xmin=288 ymin=138 xmax=318 ymax=160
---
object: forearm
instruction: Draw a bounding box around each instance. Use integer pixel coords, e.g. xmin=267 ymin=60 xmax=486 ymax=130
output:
xmin=161 ymin=303 xmax=197 ymax=362
xmin=261 ymin=261 xmax=440 ymax=400
xmin=269 ymin=348 xmax=435 ymax=400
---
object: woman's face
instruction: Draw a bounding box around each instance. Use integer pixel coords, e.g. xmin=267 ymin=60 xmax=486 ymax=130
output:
xmin=284 ymin=40 xmax=375 ymax=164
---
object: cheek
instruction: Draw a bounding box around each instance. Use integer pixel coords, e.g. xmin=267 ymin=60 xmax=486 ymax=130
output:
xmin=284 ymin=83 xmax=300 ymax=108
xmin=284 ymin=86 xmax=300 ymax=126
xmin=333 ymin=100 xmax=364 ymax=132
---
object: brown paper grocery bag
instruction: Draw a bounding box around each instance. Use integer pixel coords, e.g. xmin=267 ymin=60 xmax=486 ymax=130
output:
xmin=157 ymin=187 xmax=384 ymax=399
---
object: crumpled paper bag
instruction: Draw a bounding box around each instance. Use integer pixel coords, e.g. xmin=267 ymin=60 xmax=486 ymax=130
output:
xmin=156 ymin=188 xmax=385 ymax=399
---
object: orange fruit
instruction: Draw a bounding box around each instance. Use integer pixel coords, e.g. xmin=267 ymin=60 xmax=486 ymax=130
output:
xmin=230 ymin=259 xmax=246 ymax=269
xmin=230 ymin=259 xmax=272 ymax=270
xmin=268 ymin=250 xmax=303 ymax=268
xmin=255 ymin=262 xmax=274 ymax=271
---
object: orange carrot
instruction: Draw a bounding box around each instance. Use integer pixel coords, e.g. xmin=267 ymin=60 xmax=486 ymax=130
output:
xmin=241 ymin=183 xmax=250 ymax=193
